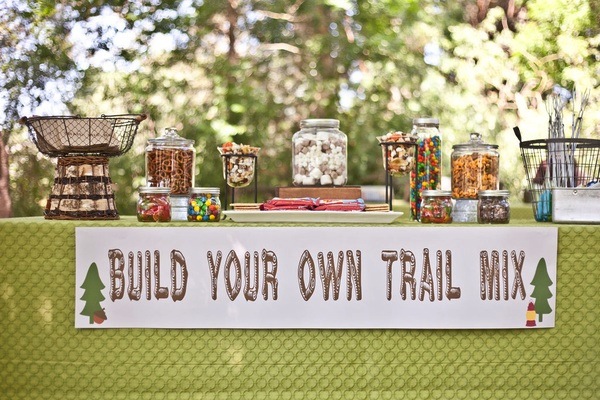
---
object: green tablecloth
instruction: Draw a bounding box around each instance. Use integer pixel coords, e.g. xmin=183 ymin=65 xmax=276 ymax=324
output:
xmin=0 ymin=215 xmax=598 ymax=399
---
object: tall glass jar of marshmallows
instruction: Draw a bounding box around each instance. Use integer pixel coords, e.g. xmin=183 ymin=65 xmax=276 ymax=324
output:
xmin=292 ymin=119 xmax=347 ymax=186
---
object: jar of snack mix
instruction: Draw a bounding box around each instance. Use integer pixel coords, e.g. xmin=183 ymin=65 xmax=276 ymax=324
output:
xmin=217 ymin=142 xmax=260 ymax=188
xmin=188 ymin=187 xmax=221 ymax=222
xmin=410 ymin=117 xmax=442 ymax=221
xmin=376 ymin=131 xmax=417 ymax=176
xmin=478 ymin=190 xmax=510 ymax=224
xmin=145 ymin=127 xmax=195 ymax=195
xmin=292 ymin=119 xmax=347 ymax=186
xmin=137 ymin=187 xmax=171 ymax=222
xmin=451 ymin=132 xmax=499 ymax=200
xmin=420 ymin=190 xmax=453 ymax=224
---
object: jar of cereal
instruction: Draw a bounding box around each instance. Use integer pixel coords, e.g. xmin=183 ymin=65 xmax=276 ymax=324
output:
xmin=451 ymin=132 xmax=499 ymax=200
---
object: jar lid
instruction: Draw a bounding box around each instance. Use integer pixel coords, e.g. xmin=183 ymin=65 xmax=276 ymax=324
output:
xmin=147 ymin=127 xmax=194 ymax=147
xmin=191 ymin=187 xmax=220 ymax=195
xmin=452 ymin=132 xmax=498 ymax=151
xmin=412 ymin=117 xmax=439 ymax=127
xmin=300 ymin=119 xmax=340 ymax=129
xmin=422 ymin=190 xmax=452 ymax=197
xmin=138 ymin=186 xmax=171 ymax=194
xmin=478 ymin=190 xmax=510 ymax=197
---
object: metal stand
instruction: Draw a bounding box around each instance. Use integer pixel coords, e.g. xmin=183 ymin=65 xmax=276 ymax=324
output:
xmin=379 ymin=141 xmax=417 ymax=212
xmin=220 ymin=153 xmax=258 ymax=211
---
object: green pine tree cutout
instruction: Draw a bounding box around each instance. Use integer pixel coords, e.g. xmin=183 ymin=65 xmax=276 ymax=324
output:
xmin=80 ymin=262 xmax=107 ymax=324
xmin=530 ymin=257 xmax=553 ymax=322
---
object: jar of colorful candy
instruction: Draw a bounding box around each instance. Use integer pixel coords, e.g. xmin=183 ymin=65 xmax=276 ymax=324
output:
xmin=188 ymin=187 xmax=221 ymax=222
xmin=137 ymin=187 xmax=171 ymax=222
xmin=410 ymin=117 xmax=442 ymax=221
xmin=420 ymin=190 xmax=453 ymax=224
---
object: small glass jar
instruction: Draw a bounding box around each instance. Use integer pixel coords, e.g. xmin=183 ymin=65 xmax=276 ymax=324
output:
xmin=451 ymin=133 xmax=499 ymax=200
xmin=145 ymin=127 xmax=196 ymax=195
xmin=137 ymin=187 xmax=171 ymax=222
xmin=478 ymin=190 xmax=510 ymax=224
xmin=410 ymin=117 xmax=442 ymax=221
xmin=292 ymin=119 xmax=347 ymax=186
xmin=188 ymin=187 xmax=221 ymax=222
xmin=420 ymin=190 xmax=453 ymax=223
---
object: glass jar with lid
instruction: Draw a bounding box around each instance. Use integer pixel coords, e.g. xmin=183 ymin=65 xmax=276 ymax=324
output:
xmin=292 ymin=119 xmax=347 ymax=186
xmin=137 ymin=187 xmax=171 ymax=222
xmin=478 ymin=190 xmax=510 ymax=224
xmin=188 ymin=187 xmax=221 ymax=222
xmin=420 ymin=190 xmax=453 ymax=224
xmin=451 ymin=132 xmax=499 ymax=200
xmin=410 ymin=117 xmax=442 ymax=221
xmin=145 ymin=127 xmax=196 ymax=196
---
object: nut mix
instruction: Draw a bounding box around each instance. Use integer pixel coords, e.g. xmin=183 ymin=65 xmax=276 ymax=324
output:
xmin=218 ymin=142 xmax=260 ymax=188
xmin=377 ymin=131 xmax=417 ymax=176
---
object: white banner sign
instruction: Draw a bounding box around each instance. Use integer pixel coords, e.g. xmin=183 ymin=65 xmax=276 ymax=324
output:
xmin=75 ymin=226 xmax=558 ymax=329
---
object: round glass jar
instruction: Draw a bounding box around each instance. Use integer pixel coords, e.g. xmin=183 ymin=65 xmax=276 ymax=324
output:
xmin=137 ymin=187 xmax=171 ymax=222
xmin=145 ymin=127 xmax=196 ymax=195
xmin=477 ymin=190 xmax=510 ymax=224
xmin=451 ymin=132 xmax=499 ymax=200
xmin=376 ymin=131 xmax=417 ymax=176
xmin=420 ymin=190 xmax=453 ymax=224
xmin=217 ymin=142 xmax=260 ymax=188
xmin=188 ymin=187 xmax=221 ymax=222
xmin=410 ymin=117 xmax=442 ymax=221
xmin=292 ymin=119 xmax=347 ymax=186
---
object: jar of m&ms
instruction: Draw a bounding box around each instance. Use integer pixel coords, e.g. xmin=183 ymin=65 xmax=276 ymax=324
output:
xmin=410 ymin=117 xmax=442 ymax=221
xmin=420 ymin=190 xmax=453 ymax=224
xmin=292 ymin=119 xmax=347 ymax=186
xmin=137 ymin=187 xmax=171 ymax=222
xmin=188 ymin=187 xmax=221 ymax=222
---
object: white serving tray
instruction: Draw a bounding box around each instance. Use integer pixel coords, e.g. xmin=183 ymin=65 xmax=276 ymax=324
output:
xmin=223 ymin=210 xmax=404 ymax=224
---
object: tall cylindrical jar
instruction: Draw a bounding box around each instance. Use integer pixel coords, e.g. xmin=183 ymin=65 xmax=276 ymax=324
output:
xmin=292 ymin=119 xmax=347 ymax=186
xmin=410 ymin=117 xmax=442 ymax=221
xmin=145 ymin=127 xmax=196 ymax=195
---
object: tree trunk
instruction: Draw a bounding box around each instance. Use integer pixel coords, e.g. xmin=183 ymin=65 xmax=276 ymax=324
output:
xmin=0 ymin=135 xmax=12 ymax=218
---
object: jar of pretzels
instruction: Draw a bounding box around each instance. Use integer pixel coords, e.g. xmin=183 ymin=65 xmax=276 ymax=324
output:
xmin=451 ymin=133 xmax=499 ymax=200
xmin=145 ymin=127 xmax=195 ymax=195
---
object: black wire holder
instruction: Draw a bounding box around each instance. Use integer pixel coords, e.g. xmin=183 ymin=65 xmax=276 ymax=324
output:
xmin=220 ymin=153 xmax=259 ymax=211
xmin=379 ymin=141 xmax=417 ymax=211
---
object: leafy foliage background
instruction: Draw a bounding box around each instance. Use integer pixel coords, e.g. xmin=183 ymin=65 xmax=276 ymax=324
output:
xmin=2 ymin=0 xmax=599 ymax=216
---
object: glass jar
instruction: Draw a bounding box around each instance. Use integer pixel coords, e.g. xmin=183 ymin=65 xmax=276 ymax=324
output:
xmin=292 ymin=119 xmax=347 ymax=186
xmin=376 ymin=131 xmax=417 ymax=176
xmin=451 ymin=132 xmax=499 ymax=200
xmin=478 ymin=190 xmax=510 ymax=224
xmin=145 ymin=127 xmax=196 ymax=196
xmin=188 ymin=187 xmax=221 ymax=222
xmin=137 ymin=187 xmax=171 ymax=222
xmin=420 ymin=190 xmax=453 ymax=224
xmin=410 ymin=117 xmax=442 ymax=221
xmin=217 ymin=142 xmax=260 ymax=188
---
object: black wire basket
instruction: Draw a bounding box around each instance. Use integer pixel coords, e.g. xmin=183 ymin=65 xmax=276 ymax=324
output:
xmin=519 ymin=138 xmax=600 ymax=221
xmin=20 ymin=114 xmax=146 ymax=157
